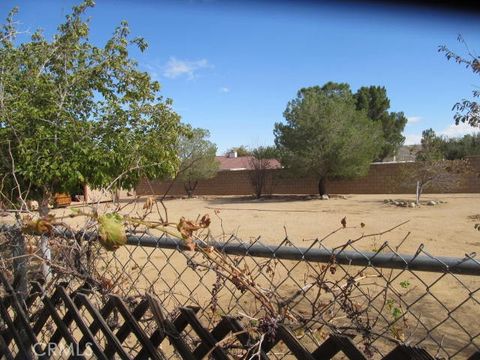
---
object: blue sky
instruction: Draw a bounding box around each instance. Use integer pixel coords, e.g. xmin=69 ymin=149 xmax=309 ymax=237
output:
xmin=2 ymin=0 xmax=480 ymax=154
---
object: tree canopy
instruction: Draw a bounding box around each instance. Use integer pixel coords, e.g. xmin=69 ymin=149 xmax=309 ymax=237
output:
xmin=177 ymin=128 xmax=218 ymax=197
xmin=354 ymin=86 xmax=408 ymax=160
xmin=416 ymin=129 xmax=444 ymax=162
xmin=440 ymin=133 xmax=480 ymax=160
xmin=274 ymin=82 xmax=383 ymax=196
xmin=414 ymin=129 xmax=480 ymax=160
xmin=0 ymin=1 xmax=187 ymax=213
xmin=251 ymin=146 xmax=279 ymax=160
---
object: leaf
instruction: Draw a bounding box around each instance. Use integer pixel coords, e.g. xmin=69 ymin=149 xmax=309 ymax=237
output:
xmin=143 ymin=197 xmax=154 ymax=211
xmin=22 ymin=215 xmax=55 ymax=235
xmin=176 ymin=214 xmax=211 ymax=251
xmin=97 ymin=212 xmax=127 ymax=251
xmin=392 ymin=307 xmax=402 ymax=319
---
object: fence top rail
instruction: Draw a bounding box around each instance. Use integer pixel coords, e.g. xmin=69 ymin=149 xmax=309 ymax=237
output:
xmin=0 ymin=225 xmax=478 ymax=276
xmin=126 ymin=235 xmax=480 ymax=276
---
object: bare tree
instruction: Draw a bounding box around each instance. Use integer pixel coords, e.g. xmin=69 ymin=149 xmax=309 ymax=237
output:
xmin=248 ymin=146 xmax=279 ymax=198
xmin=410 ymin=159 xmax=471 ymax=204
xmin=400 ymin=129 xmax=471 ymax=204
xmin=177 ymin=128 xmax=218 ymax=198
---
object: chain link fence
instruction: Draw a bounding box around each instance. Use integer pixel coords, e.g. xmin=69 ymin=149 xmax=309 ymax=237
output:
xmin=1 ymin=212 xmax=480 ymax=359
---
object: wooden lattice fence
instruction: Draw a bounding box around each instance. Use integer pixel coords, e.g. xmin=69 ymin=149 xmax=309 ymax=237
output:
xmin=1 ymin=277 xmax=479 ymax=359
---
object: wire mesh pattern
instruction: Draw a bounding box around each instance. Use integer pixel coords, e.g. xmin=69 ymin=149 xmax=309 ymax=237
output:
xmin=0 ymin=277 xmax=456 ymax=360
xmin=0 ymin=224 xmax=480 ymax=359
xmin=109 ymin=233 xmax=480 ymax=359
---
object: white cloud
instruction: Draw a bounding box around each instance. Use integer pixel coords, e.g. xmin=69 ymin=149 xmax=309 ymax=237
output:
xmin=404 ymin=134 xmax=422 ymax=145
xmin=439 ymin=122 xmax=479 ymax=138
xmin=407 ymin=116 xmax=422 ymax=125
xmin=163 ymin=57 xmax=212 ymax=79
xmin=219 ymin=87 xmax=230 ymax=93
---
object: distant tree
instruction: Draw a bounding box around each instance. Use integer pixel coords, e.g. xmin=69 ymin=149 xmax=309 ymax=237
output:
xmin=416 ymin=129 xmax=444 ymax=162
xmin=248 ymin=146 xmax=279 ymax=198
xmin=439 ymin=35 xmax=480 ymax=127
xmin=440 ymin=133 xmax=480 ymax=160
xmin=178 ymin=128 xmax=218 ymax=197
xmin=274 ymin=83 xmax=383 ymax=196
xmin=354 ymin=86 xmax=408 ymax=160
xmin=404 ymin=129 xmax=470 ymax=204
xmin=225 ymin=146 xmax=251 ymax=157
xmin=253 ymin=145 xmax=279 ymax=159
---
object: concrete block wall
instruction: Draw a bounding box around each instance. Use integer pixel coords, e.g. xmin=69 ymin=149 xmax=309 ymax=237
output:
xmin=136 ymin=156 xmax=480 ymax=196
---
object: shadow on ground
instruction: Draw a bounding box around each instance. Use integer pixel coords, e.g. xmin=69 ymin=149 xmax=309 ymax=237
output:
xmin=205 ymin=194 xmax=350 ymax=205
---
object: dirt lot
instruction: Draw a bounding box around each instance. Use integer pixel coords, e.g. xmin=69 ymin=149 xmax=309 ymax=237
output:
xmin=4 ymin=193 xmax=478 ymax=256
xmin=86 ymin=193 xmax=480 ymax=257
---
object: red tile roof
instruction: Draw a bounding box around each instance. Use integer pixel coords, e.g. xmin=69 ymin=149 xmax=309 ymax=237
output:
xmin=216 ymin=156 xmax=282 ymax=171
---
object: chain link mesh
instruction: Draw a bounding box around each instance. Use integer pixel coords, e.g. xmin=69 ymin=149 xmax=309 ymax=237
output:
xmin=1 ymin=215 xmax=479 ymax=359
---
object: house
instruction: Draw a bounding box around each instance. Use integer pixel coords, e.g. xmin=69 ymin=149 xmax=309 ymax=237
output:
xmin=381 ymin=145 xmax=421 ymax=163
xmin=216 ymin=151 xmax=282 ymax=171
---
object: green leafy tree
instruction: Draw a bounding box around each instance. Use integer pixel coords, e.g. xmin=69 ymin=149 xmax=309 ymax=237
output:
xmin=440 ymin=133 xmax=480 ymax=160
xmin=248 ymin=145 xmax=280 ymax=198
xmin=439 ymin=35 xmax=480 ymax=127
xmin=177 ymin=128 xmax=218 ymax=197
xmin=354 ymin=86 xmax=408 ymax=160
xmin=0 ymin=2 xmax=186 ymax=215
xmin=274 ymin=83 xmax=383 ymax=196
xmin=225 ymin=145 xmax=251 ymax=157
xmin=252 ymin=145 xmax=279 ymax=160
xmin=416 ymin=128 xmax=444 ymax=162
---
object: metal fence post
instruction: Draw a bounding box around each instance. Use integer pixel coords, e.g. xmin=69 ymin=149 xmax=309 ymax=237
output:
xmin=9 ymin=226 xmax=31 ymax=356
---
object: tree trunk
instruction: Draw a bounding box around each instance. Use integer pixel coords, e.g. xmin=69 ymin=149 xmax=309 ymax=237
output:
xmin=38 ymin=190 xmax=52 ymax=284
xmin=11 ymin=225 xmax=31 ymax=355
xmin=185 ymin=181 xmax=198 ymax=198
xmin=318 ymin=177 xmax=327 ymax=197
xmin=416 ymin=181 xmax=420 ymax=205
xmin=11 ymin=226 xmax=28 ymax=300
xmin=112 ymin=188 xmax=120 ymax=205
xmin=185 ymin=184 xmax=193 ymax=198
xmin=255 ymin=186 xmax=262 ymax=199
xmin=254 ymin=172 xmax=264 ymax=199
xmin=38 ymin=193 xmax=50 ymax=217
xmin=417 ymin=182 xmax=423 ymax=205
xmin=83 ymin=184 xmax=88 ymax=203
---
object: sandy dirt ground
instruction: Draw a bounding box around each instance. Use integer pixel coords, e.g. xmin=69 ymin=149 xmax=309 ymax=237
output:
xmin=4 ymin=193 xmax=479 ymax=255
xmin=80 ymin=193 xmax=480 ymax=256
